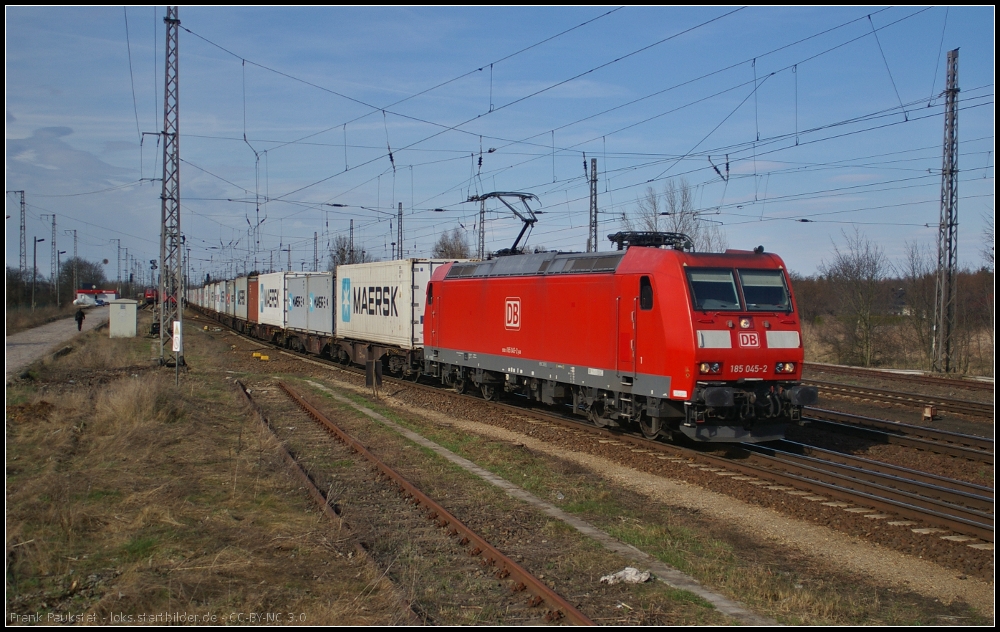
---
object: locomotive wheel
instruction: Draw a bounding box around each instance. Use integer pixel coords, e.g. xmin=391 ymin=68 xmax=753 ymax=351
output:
xmin=638 ymin=416 xmax=662 ymax=440
xmin=480 ymin=383 xmax=499 ymax=401
xmin=453 ymin=377 xmax=467 ymax=394
xmin=588 ymin=402 xmax=610 ymax=428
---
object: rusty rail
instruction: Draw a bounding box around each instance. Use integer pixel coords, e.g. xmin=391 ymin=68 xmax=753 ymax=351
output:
xmin=804 ymin=362 xmax=995 ymax=393
xmin=235 ymin=380 xmax=338 ymax=520
xmin=806 ymin=379 xmax=994 ymax=418
xmin=277 ymin=380 xmax=595 ymax=626
xmin=803 ymin=408 xmax=993 ymax=464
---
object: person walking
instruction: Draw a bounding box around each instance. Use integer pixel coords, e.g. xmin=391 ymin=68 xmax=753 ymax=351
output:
xmin=75 ymin=308 xmax=86 ymax=331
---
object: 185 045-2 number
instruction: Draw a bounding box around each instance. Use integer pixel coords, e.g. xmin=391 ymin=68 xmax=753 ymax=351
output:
xmin=730 ymin=364 xmax=768 ymax=374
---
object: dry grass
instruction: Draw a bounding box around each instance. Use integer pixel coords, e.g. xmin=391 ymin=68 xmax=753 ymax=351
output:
xmin=6 ymin=303 xmax=79 ymax=335
xmin=6 ymin=321 xmax=410 ymax=625
xmin=801 ymin=321 xmax=836 ymax=364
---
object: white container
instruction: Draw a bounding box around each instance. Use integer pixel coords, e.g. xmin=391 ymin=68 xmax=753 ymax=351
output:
xmin=284 ymin=272 xmax=335 ymax=336
xmin=109 ymin=299 xmax=138 ymax=338
xmin=257 ymin=272 xmax=286 ymax=327
xmin=335 ymin=259 xmax=457 ymax=349
xmin=308 ymin=273 xmax=335 ymax=336
xmin=235 ymin=277 xmax=248 ymax=320
xmin=225 ymin=280 xmax=236 ymax=316
xmin=285 ymin=274 xmax=310 ymax=332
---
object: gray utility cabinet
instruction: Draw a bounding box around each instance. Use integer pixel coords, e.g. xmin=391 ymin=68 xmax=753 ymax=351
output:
xmin=109 ymin=299 xmax=138 ymax=338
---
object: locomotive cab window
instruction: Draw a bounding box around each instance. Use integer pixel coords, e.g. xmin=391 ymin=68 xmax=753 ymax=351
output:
xmin=426 ymin=283 xmax=434 ymax=305
xmin=639 ymin=276 xmax=653 ymax=310
xmin=686 ymin=269 xmax=741 ymax=311
xmin=738 ymin=269 xmax=791 ymax=312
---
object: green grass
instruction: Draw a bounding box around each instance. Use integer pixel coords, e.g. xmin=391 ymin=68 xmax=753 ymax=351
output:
xmin=120 ymin=536 xmax=159 ymax=562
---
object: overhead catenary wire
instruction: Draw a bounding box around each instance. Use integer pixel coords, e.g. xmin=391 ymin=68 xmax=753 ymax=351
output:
xmin=117 ymin=7 xmax=985 ymax=270
xmin=123 ymin=7 xmax=141 ymax=139
xmin=184 ymin=7 xmax=744 ymax=204
xmin=868 ymin=13 xmax=908 ymax=121
xmin=928 ymin=7 xmax=950 ymax=105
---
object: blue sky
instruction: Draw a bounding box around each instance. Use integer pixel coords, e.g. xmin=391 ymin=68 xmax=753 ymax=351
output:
xmin=5 ymin=6 xmax=994 ymax=282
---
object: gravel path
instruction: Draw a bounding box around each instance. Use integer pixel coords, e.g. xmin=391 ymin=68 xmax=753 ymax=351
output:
xmin=5 ymin=306 xmax=109 ymax=381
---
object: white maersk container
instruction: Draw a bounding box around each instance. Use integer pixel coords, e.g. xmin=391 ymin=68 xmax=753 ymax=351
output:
xmin=235 ymin=277 xmax=249 ymax=321
xmin=285 ymin=273 xmax=334 ymax=336
xmin=214 ymin=282 xmax=223 ymax=314
xmin=225 ymin=280 xmax=236 ymax=316
xmin=335 ymin=259 xmax=457 ymax=350
xmin=257 ymin=272 xmax=286 ymax=327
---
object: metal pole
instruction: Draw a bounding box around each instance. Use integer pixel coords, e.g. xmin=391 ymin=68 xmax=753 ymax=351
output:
xmin=589 ymin=158 xmax=598 ymax=252
xmin=398 ymin=202 xmax=403 ymax=260
xmin=932 ymin=49 xmax=960 ymax=373
xmin=50 ymin=215 xmax=56 ymax=293
xmin=66 ymin=229 xmax=78 ymax=298
xmin=32 ymin=237 xmax=43 ymax=312
xmin=7 ymin=190 xmax=26 ymax=274
xmin=158 ymin=5 xmax=184 ymax=370
xmin=478 ymin=199 xmax=485 ymax=260
xmin=57 ymin=250 xmax=64 ymax=308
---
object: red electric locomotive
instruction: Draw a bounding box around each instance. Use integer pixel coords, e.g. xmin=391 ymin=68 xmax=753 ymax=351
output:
xmin=423 ymin=232 xmax=817 ymax=443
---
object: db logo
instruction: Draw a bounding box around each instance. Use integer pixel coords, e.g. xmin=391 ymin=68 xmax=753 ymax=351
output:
xmin=738 ymin=332 xmax=760 ymax=348
xmin=505 ymin=298 xmax=521 ymax=330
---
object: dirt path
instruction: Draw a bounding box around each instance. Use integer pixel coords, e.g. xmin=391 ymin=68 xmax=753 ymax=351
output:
xmin=5 ymin=306 xmax=109 ymax=381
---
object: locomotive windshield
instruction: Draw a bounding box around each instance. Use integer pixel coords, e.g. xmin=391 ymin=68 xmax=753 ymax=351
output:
xmin=686 ymin=269 xmax=740 ymax=310
xmin=686 ymin=268 xmax=792 ymax=312
xmin=738 ymin=269 xmax=791 ymax=312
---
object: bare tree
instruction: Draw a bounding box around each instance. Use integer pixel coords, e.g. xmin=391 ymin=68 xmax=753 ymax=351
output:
xmin=982 ymin=209 xmax=994 ymax=271
xmin=633 ymin=186 xmax=662 ymax=232
xmin=899 ymin=242 xmax=936 ymax=367
xmin=326 ymin=234 xmax=373 ymax=271
xmin=624 ymin=178 xmax=728 ymax=252
xmin=432 ymin=227 xmax=471 ymax=259
xmin=818 ymin=228 xmax=893 ymax=367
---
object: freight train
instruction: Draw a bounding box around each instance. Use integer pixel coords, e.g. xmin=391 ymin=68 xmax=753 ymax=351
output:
xmin=190 ymin=232 xmax=816 ymax=443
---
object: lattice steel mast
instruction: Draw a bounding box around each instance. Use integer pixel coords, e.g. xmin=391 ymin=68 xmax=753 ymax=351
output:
xmin=588 ymin=158 xmax=598 ymax=252
xmin=7 ymin=191 xmax=27 ymax=274
xmin=932 ymin=49 xmax=959 ymax=373
xmin=158 ymin=6 xmax=184 ymax=368
xmin=478 ymin=198 xmax=486 ymax=260
xmin=397 ymin=202 xmax=403 ymax=260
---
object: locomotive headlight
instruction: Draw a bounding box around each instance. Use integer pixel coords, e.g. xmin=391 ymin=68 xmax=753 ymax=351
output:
xmin=699 ymin=362 xmax=723 ymax=374
xmin=739 ymin=317 xmax=753 ymax=329
xmin=775 ymin=362 xmax=796 ymax=374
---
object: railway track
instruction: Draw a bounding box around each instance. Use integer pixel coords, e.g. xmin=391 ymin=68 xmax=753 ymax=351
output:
xmin=803 ymin=408 xmax=994 ymax=464
xmin=804 ymin=362 xmax=994 ymax=393
xmin=316 ymin=356 xmax=997 ymax=544
xmin=805 ymin=379 xmax=995 ymax=419
xmin=764 ymin=440 xmax=993 ymax=502
xmin=741 ymin=441 xmax=993 ymax=541
xmin=195 ymin=313 xmax=996 ymax=549
xmin=236 ymin=377 xmax=594 ymax=626
xmin=477 ymin=396 xmax=996 ymax=544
